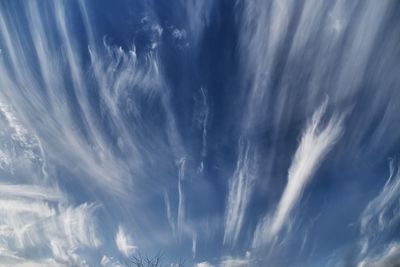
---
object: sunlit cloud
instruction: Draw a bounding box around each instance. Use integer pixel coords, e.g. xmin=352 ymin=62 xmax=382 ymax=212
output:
xmin=116 ymin=226 xmax=137 ymax=257
xmin=253 ymin=100 xmax=344 ymax=246
xmin=224 ymin=141 xmax=254 ymax=246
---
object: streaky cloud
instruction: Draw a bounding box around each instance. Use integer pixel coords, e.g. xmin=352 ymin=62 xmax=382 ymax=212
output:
xmin=358 ymin=160 xmax=400 ymax=260
xmin=194 ymin=252 xmax=251 ymax=267
xmin=253 ymin=100 xmax=344 ymax=246
xmin=0 ymin=184 xmax=101 ymax=266
xmin=177 ymin=157 xmax=187 ymax=237
xmin=195 ymin=262 xmax=214 ymax=267
xmin=360 ymin=160 xmax=400 ymax=236
xmin=358 ymin=242 xmax=400 ymax=267
xmin=115 ymin=225 xmax=137 ymax=257
xmin=198 ymin=87 xmax=209 ymax=174
xmin=224 ymin=141 xmax=254 ymax=246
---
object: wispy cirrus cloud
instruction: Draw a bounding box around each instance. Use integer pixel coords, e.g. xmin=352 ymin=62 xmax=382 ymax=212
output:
xmin=357 ymin=160 xmax=400 ymax=264
xmin=115 ymin=225 xmax=137 ymax=257
xmin=0 ymin=0 xmax=179 ymax=263
xmin=195 ymin=262 xmax=214 ymax=267
xmin=194 ymin=252 xmax=251 ymax=267
xmin=224 ymin=141 xmax=254 ymax=246
xmin=360 ymin=160 xmax=400 ymax=238
xmin=253 ymin=100 xmax=344 ymax=246
xmin=358 ymin=242 xmax=400 ymax=267
xmin=0 ymin=184 xmax=101 ymax=266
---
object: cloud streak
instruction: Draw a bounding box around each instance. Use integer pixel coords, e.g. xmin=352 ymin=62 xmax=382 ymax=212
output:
xmin=0 ymin=182 xmax=101 ymax=266
xmin=360 ymin=160 xmax=400 ymax=237
xmin=116 ymin=225 xmax=137 ymax=257
xmin=224 ymin=141 xmax=254 ymax=246
xmin=358 ymin=242 xmax=400 ymax=267
xmin=253 ymin=100 xmax=344 ymax=245
xmin=357 ymin=160 xmax=400 ymax=263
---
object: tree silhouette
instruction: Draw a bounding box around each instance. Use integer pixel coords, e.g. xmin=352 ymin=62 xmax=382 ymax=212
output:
xmin=128 ymin=252 xmax=184 ymax=267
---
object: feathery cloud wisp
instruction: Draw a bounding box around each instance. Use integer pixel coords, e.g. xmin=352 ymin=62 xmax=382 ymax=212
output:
xmin=224 ymin=142 xmax=254 ymax=246
xmin=253 ymin=100 xmax=344 ymax=245
xmin=115 ymin=226 xmax=137 ymax=257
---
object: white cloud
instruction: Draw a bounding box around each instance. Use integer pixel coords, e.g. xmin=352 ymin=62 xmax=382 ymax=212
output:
xmin=177 ymin=157 xmax=186 ymax=237
xmin=224 ymin=141 xmax=254 ymax=246
xmin=0 ymin=183 xmax=64 ymax=201
xmin=253 ymin=100 xmax=344 ymax=246
xmin=115 ymin=225 xmax=137 ymax=257
xmin=101 ymin=256 xmax=112 ymax=266
xmin=172 ymin=28 xmax=186 ymax=40
xmin=218 ymin=253 xmax=251 ymax=267
xmin=361 ymin=160 xmax=400 ymax=236
xmin=358 ymin=242 xmax=400 ymax=267
xmin=198 ymin=87 xmax=209 ymax=174
xmin=100 ymin=255 xmax=123 ymax=267
xmin=192 ymin=232 xmax=197 ymax=259
xmin=0 ymin=182 xmax=101 ymax=266
xmin=195 ymin=262 xmax=214 ymax=267
xmin=183 ymin=0 xmax=212 ymax=43
xmin=219 ymin=257 xmax=250 ymax=267
xmin=164 ymin=191 xmax=176 ymax=235
xmin=1 ymin=0 xmax=199 ymax=263
xmin=358 ymin=160 xmax=400 ymax=259
xmin=0 ymin=88 xmax=102 ymax=266
xmin=194 ymin=253 xmax=251 ymax=267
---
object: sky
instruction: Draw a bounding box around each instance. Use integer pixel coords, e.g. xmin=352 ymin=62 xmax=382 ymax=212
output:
xmin=0 ymin=0 xmax=400 ymax=266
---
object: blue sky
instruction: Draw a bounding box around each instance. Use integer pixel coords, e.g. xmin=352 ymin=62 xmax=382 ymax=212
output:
xmin=0 ymin=0 xmax=400 ymax=266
